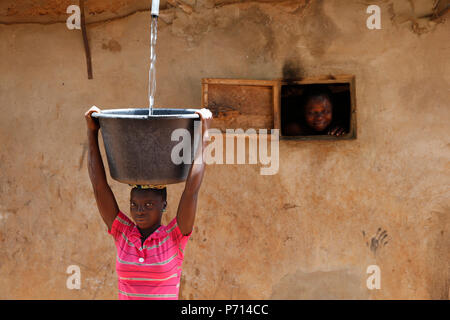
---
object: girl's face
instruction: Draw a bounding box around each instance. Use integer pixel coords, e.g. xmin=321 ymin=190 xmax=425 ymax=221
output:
xmin=304 ymin=97 xmax=333 ymax=132
xmin=130 ymin=189 xmax=166 ymax=230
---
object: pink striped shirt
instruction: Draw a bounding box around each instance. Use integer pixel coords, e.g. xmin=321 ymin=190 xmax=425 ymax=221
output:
xmin=108 ymin=211 xmax=192 ymax=300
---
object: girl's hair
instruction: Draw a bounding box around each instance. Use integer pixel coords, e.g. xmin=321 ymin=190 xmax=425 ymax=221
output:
xmin=131 ymin=185 xmax=167 ymax=202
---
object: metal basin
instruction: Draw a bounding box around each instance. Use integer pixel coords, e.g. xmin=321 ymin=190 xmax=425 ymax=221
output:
xmin=92 ymin=108 xmax=200 ymax=185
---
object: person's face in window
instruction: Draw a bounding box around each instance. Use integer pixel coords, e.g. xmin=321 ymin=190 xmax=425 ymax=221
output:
xmin=304 ymin=96 xmax=333 ymax=132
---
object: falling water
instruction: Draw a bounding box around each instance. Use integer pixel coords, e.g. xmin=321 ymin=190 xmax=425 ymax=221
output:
xmin=148 ymin=15 xmax=158 ymax=116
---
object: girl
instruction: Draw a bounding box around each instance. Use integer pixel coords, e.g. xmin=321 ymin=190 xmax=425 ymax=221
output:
xmin=84 ymin=106 xmax=212 ymax=300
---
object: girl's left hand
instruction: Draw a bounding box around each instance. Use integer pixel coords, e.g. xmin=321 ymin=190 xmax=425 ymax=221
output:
xmin=195 ymin=108 xmax=213 ymax=139
xmin=328 ymin=125 xmax=346 ymax=137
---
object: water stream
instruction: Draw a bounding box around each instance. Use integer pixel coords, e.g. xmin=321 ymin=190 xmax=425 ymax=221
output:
xmin=148 ymin=14 xmax=158 ymax=116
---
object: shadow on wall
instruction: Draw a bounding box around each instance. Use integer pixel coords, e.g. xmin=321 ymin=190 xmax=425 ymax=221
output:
xmin=270 ymin=269 xmax=369 ymax=299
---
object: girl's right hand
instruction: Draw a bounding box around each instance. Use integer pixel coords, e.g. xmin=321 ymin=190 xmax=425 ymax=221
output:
xmin=85 ymin=106 xmax=101 ymax=131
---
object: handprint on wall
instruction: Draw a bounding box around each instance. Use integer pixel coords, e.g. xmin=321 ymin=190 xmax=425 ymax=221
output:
xmin=362 ymin=228 xmax=390 ymax=256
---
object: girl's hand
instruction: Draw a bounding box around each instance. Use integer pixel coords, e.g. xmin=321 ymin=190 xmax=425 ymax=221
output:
xmin=328 ymin=125 xmax=346 ymax=137
xmin=85 ymin=106 xmax=101 ymax=132
xmin=194 ymin=108 xmax=213 ymax=140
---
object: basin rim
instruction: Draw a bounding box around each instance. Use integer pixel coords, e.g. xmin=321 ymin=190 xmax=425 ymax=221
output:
xmin=91 ymin=108 xmax=201 ymax=120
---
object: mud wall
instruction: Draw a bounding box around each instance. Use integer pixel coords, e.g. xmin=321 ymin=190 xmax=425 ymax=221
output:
xmin=0 ymin=0 xmax=448 ymax=299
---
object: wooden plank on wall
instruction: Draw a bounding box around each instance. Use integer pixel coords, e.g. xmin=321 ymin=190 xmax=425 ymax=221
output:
xmin=202 ymin=78 xmax=278 ymax=132
xmin=201 ymin=75 xmax=356 ymax=140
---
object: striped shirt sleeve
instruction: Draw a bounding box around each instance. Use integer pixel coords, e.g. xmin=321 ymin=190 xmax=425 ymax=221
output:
xmin=108 ymin=211 xmax=133 ymax=240
xmin=168 ymin=216 xmax=193 ymax=256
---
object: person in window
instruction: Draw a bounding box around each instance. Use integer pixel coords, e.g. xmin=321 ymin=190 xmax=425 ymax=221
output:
xmin=84 ymin=106 xmax=212 ymax=300
xmin=284 ymin=86 xmax=346 ymax=136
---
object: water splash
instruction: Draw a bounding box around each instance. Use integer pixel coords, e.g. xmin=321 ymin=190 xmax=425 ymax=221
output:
xmin=148 ymin=15 xmax=158 ymax=116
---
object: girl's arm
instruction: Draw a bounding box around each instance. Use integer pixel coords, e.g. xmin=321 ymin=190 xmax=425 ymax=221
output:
xmin=176 ymin=109 xmax=212 ymax=235
xmin=85 ymin=106 xmax=120 ymax=231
